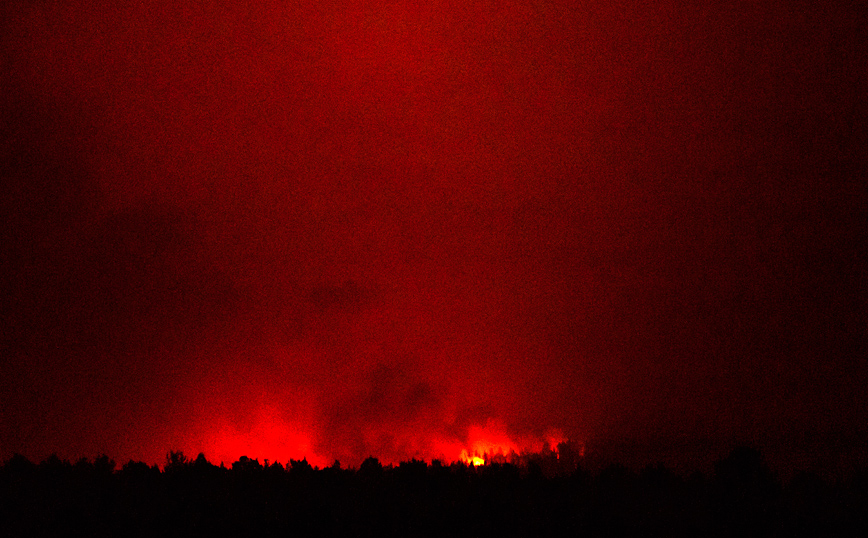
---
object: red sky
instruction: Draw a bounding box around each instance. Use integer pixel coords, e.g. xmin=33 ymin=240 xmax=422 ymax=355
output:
xmin=2 ymin=1 xmax=865 ymax=471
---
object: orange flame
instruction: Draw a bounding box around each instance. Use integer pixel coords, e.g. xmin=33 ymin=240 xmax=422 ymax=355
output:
xmin=451 ymin=422 xmax=577 ymax=466
xmin=460 ymin=451 xmax=486 ymax=466
xmin=456 ymin=419 xmax=519 ymax=465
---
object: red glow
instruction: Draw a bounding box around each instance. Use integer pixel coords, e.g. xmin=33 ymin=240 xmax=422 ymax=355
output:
xmin=2 ymin=0 xmax=864 ymax=477
xmin=464 ymin=420 xmax=520 ymax=461
xmin=546 ymin=429 xmax=567 ymax=452
xmin=204 ymin=406 xmax=329 ymax=468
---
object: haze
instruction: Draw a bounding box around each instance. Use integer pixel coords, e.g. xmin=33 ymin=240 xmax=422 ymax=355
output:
xmin=2 ymin=1 xmax=865 ymax=473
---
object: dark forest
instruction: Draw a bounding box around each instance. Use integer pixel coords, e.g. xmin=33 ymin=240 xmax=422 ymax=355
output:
xmin=3 ymin=446 xmax=868 ymax=537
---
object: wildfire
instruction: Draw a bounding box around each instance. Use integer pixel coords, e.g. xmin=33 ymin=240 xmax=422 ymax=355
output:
xmin=460 ymin=451 xmax=486 ymax=466
xmin=205 ymin=406 xmax=329 ymax=468
xmin=456 ymin=419 xmax=520 ymax=465
xmin=546 ymin=429 xmax=567 ymax=458
xmin=452 ymin=422 xmax=575 ymax=467
xmin=199 ymin=406 xmax=572 ymax=470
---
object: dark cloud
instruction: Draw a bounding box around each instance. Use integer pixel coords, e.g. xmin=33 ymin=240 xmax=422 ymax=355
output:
xmin=315 ymin=357 xmax=450 ymax=465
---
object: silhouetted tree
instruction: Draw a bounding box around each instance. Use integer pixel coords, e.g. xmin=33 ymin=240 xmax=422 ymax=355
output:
xmin=359 ymin=456 xmax=383 ymax=478
xmin=193 ymin=452 xmax=212 ymax=469
xmin=231 ymin=455 xmax=262 ymax=473
xmin=93 ymin=454 xmax=116 ymax=475
xmin=289 ymin=457 xmax=312 ymax=475
xmin=164 ymin=450 xmax=188 ymax=472
xmin=712 ymin=446 xmax=781 ymax=536
xmin=3 ymin=446 xmax=867 ymax=536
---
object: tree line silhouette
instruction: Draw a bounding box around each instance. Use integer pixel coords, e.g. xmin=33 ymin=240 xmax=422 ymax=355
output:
xmin=2 ymin=446 xmax=867 ymax=536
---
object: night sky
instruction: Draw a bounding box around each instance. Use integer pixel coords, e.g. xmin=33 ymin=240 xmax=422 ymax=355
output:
xmin=2 ymin=1 xmax=865 ymax=472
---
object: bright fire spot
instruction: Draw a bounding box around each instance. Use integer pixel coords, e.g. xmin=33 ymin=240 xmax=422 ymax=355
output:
xmin=459 ymin=451 xmax=486 ymax=466
xmin=451 ymin=421 xmax=579 ymax=466
xmin=457 ymin=419 xmax=521 ymax=465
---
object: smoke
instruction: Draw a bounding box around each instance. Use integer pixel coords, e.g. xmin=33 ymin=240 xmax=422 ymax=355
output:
xmin=3 ymin=1 xmax=865 ymax=469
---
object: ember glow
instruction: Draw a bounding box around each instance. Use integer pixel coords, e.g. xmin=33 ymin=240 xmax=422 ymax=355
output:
xmin=453 ymin=422 xmax=569 ymax=466
xmin=201 ymin=406 xmax=568 ymax=468
xmin=203 ymin=406 xmax=329 ymax=469
xmin=463 ymin=454 xmax=486 ymax=467
xmin=459 ymin=420 xmax=519 ymax=465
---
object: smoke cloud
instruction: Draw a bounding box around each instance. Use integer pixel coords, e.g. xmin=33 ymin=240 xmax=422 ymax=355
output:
xmin=2 ymin=1 xmax=865 ymax=471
